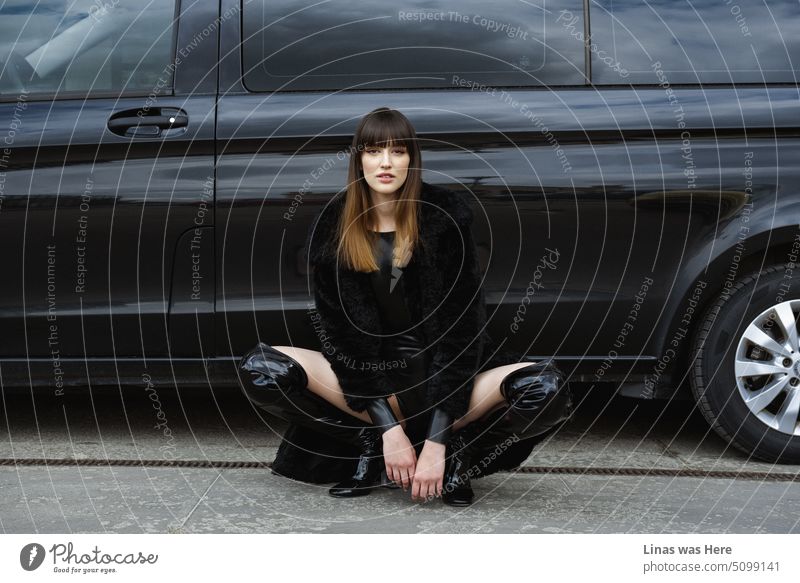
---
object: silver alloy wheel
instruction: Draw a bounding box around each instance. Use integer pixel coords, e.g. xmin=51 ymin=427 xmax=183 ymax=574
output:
xmin=735 ymin=299 xmax=800 ymax=436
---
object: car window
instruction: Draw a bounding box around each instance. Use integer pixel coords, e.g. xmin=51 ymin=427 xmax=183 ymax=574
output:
xmin=590 ymin=0 xmax=800 ymax=84
xmin=0 ymin=0 xmax=177 ymax=98
xmin=242 ymin=0 xmax=587 ymax=91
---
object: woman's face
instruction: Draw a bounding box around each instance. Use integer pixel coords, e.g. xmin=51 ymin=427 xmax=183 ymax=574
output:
xmin=360 ymin=142 xmax=410 ymax=197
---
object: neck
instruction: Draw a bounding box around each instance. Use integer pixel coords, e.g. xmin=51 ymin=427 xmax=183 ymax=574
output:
xmin=369 ymin=188 xmax=398 ymax=231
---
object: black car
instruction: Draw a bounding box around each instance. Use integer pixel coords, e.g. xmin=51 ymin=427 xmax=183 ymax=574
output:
xmin=1 ymin=0 xmax=799 ymax=463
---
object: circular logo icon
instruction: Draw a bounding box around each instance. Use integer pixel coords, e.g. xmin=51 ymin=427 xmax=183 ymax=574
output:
xmin=20 ymin=543 xmax=46 ymax=571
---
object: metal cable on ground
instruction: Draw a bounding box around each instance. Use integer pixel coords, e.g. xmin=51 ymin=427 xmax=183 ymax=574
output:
xmin=0 ymin=457 xmax=797 ymax=481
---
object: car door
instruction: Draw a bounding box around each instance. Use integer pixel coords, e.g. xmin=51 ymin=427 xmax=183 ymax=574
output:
xmin=0 ymin=0 xmax=216 ymax=370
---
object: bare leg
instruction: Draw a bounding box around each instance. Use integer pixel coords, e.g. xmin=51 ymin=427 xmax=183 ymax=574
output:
xmin=271 ymin=346 xmax=407 ymax=429
xmin=451 ymin=362 xmax=536 ymax=432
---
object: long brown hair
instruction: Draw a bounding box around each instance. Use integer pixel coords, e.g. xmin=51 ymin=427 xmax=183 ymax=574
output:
xmin=337 ymin=107 xmax=422 ymax=272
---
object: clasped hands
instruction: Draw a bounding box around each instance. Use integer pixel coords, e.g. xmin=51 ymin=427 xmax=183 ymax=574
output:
xmin=382 ymin=425 xmax=445 ymax=502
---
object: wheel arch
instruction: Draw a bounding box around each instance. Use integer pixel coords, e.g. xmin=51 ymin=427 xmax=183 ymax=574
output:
xmin=652 ymin=225 xmax=800 ymax=399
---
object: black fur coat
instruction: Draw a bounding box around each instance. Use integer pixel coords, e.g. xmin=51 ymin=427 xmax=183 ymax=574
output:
xmin=269 ymin=181 xmax=538 ymax=484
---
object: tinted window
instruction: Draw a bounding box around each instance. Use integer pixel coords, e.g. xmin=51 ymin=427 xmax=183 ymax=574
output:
xmin=590 ymin=0 xmax=800 ymax=84
xmin=0 ymin=0 xmax=177 ymax=98
xmin=242 ymin=0 xmax=587 ymax=91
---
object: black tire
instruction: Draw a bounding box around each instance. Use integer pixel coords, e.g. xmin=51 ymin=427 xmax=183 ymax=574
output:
xmin=691 ymin=264 xmax=800 ymax=463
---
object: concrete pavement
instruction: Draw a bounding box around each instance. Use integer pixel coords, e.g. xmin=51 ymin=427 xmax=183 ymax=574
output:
xmin=1 ymin=385 xmax=798 ymax=533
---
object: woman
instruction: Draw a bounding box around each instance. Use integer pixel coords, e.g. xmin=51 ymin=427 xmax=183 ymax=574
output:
xmin=238 ymin=107 xmax=573 ymax=506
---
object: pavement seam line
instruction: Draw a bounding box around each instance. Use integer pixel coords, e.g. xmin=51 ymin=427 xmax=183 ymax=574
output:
xmin=178 ymin=471 xmax=222 ymax=530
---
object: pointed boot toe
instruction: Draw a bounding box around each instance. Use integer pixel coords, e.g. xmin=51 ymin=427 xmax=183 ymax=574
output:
xmin=328 ymin=477 xmax=381 ymax=497
xmin=442 ymin=482 xmax=474 ymax=507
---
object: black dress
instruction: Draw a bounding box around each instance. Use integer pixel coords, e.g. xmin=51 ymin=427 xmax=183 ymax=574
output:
xmin=369 ymin=231 xmax=432 ymax=453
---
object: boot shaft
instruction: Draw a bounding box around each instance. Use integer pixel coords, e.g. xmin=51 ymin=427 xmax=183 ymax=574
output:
xmin=238 ymin=342 xmax=376 ymax=446
xmin=452 ymin=360 xmax=574 ymax=457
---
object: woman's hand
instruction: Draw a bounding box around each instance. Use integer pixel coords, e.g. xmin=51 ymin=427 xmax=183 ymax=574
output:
xmin=382 ymin=425 xmax=417 ymax=490
xmin=411 ymin=440 xmax=446 ymax=502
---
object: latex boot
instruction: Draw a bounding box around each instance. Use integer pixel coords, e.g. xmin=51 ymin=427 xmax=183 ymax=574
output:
xmin=481 ymin=360 xmax=573 ymax=444
xmin=238 ymin=342 xmax=385 ymax=496
xmin=326 ymin=427 xmax=384 ymax=497
xmin=442 ymin=360 xmax=573 ymax=507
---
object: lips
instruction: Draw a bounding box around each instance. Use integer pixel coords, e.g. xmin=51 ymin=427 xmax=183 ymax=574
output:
xmin=377 ymin=173 xmax=394 ymax=178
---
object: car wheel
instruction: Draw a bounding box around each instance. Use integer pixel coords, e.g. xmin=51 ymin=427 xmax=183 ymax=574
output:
xmin=691 ymin=264 xmax=800 ymax=463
